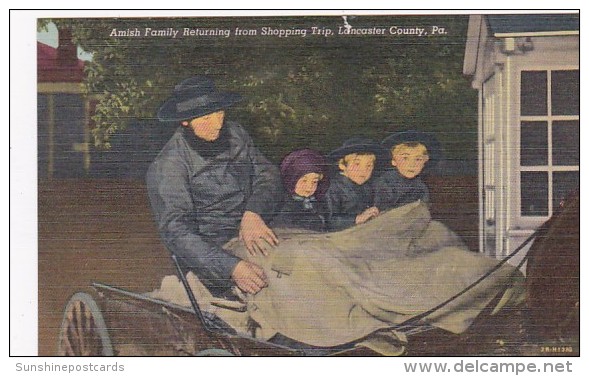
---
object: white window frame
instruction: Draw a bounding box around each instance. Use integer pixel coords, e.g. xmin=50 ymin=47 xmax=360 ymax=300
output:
xmin=512 ymin=64 xmax=579 ymax=229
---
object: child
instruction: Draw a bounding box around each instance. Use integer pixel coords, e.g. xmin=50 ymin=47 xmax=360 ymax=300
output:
xmin=325 ymin=137 xmax=387 ymax=231
xmin=272 ymin=149 xmax=330 ymax=232
xmin=374 ymin=130 xmax=441 ymax=211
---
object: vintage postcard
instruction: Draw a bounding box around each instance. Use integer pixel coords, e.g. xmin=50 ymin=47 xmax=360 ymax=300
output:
xmin=14 ymin=10 xmax=582 ymax=361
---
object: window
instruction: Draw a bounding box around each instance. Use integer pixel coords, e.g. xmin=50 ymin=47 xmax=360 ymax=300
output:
xmin=519 ymin=70 xmax=579 ymax=217
xmin=37 ymin=93 xmax=87 ymax=178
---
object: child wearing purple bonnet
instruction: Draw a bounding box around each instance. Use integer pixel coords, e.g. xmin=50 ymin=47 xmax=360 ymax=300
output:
xmin=271 ymin=149 xmax=330 ymax=232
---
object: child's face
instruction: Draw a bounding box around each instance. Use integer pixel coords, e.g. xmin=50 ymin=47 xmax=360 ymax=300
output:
xmin=391 ymin=145 xmax=429 ymax=179
xmin=339 ymin=154 xmax=376 ymax=185
xmin=294 ymin=172 xmax=323 ymax=197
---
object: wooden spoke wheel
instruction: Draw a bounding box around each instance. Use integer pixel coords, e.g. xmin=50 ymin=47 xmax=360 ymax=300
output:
xmin=58 ymin=292 xmax=114 ymax=356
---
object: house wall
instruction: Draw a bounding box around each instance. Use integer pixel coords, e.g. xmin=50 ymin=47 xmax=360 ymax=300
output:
xmin=37 ymin=36 xmax=90 ymax=179
xmin=472 ymin=31 xmax=579 ymax=263
xmin=37 ymin=84 xmax=90 ymax=179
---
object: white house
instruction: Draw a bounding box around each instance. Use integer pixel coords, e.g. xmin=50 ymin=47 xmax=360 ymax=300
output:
xmin=462 ymin=13 xmax=579 ymax=262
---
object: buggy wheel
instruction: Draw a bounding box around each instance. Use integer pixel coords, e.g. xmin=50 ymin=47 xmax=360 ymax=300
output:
xmin=57 ymin=292 xmax=114 ymax=356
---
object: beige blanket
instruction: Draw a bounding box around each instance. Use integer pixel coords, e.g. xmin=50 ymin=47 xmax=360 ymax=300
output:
xmin=225 ymin=201 xmax=525 ymax=347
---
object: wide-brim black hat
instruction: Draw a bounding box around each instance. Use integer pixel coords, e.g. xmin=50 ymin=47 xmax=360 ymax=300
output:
xmin=328 ymin=137 xmax=389 ymax=171
xmin=381 ymin=130 xmax=442 ymax=163
xmin=157 ymin=76 xmax=242 ymax=122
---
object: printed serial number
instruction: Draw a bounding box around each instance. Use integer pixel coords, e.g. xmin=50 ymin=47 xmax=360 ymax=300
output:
xmin=540 ymin=346 xmax=573 ymax=353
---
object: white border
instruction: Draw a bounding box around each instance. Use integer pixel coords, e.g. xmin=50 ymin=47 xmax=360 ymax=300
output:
xmin=8 ymin=5 xmax=587 ymax=374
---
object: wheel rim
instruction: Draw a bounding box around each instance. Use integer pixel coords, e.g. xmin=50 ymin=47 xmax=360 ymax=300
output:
xmin=58 ymin=292 xmax=114 ymax=356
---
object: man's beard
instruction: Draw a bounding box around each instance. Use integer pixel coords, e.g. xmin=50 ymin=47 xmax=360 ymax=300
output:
xmin=183 ymin=123 xmax=231 ymax=158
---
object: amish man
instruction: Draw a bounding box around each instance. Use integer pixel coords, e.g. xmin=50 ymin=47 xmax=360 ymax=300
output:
xmin=146 ymin=76 xmax=282 ymax=296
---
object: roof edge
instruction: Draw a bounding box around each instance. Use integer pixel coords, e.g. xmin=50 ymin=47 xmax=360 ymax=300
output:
xmin=463 ymin=15 xmax=483 ymax=76
xmin=494 ymin=30 xmax=579 ymax=38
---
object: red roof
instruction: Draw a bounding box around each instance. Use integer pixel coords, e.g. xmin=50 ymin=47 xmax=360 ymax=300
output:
xmin=38 ymin=42 xmax=85 ymax=83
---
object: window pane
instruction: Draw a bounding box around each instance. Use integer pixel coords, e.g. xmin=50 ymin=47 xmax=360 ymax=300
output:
xmin=553 ymin=172 xmax=579 ymax=212
xmin=552 ymin=70 xmax=579 ymax=116
xmin=37 ymin=94 xmax=49 ymax=179
xmin=521 ymin=172 xmax=548 ymax=216
xmin=53 ymin=94 xmax=85 ymax=178
xmin=553 ymin=120 xmax=580 ymax=166
xmin=520 ymin=121 xmax=548 ymax=166
xmin=521 ymin=71 xmax=547 ymax=116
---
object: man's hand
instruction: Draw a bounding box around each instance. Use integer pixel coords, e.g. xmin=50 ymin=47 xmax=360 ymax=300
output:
xmin=356 ymin=206 xmax=380 ymax=224
xmin=239 ymin=211 xmax=279 ymax=256
xmin=231 ymin=260 xmax=268 ymax=294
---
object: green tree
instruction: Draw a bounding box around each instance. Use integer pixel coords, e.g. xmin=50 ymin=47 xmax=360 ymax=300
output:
xmin=39 ymin=15 xmax=477 ymax=164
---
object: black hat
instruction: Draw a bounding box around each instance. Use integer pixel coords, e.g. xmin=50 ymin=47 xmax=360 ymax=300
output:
xmin=328 ymin=137 xmax=388 ymax=169
xmin=381 ymin=130 xmax=442 ymax=163
xmin=157 ymin=76 xmax=242 ymax=122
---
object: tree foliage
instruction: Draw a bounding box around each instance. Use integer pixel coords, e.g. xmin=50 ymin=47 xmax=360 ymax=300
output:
xmin=40 ymin=15 xmax=477 ymax=163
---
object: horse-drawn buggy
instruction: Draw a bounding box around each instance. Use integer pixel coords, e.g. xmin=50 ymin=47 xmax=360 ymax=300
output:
xmin=57 ymin=193 xmax=579 ymax=357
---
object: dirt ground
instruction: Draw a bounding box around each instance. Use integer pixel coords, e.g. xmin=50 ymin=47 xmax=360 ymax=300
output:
xmin=37 ymin=178 xmax=573 ymax=356
xmin=38 ymin=179 xmax=176 ymax=356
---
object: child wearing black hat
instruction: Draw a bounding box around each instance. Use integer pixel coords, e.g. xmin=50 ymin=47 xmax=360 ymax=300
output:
xmin=324 ymin=138 xmax=386 ymax=231
xmin=374 ymin=130 xmax=441 ymax=211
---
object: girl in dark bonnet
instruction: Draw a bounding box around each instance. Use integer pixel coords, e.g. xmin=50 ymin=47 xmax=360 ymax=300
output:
xmin=272 ymin=149 xmax=330 ymax=232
